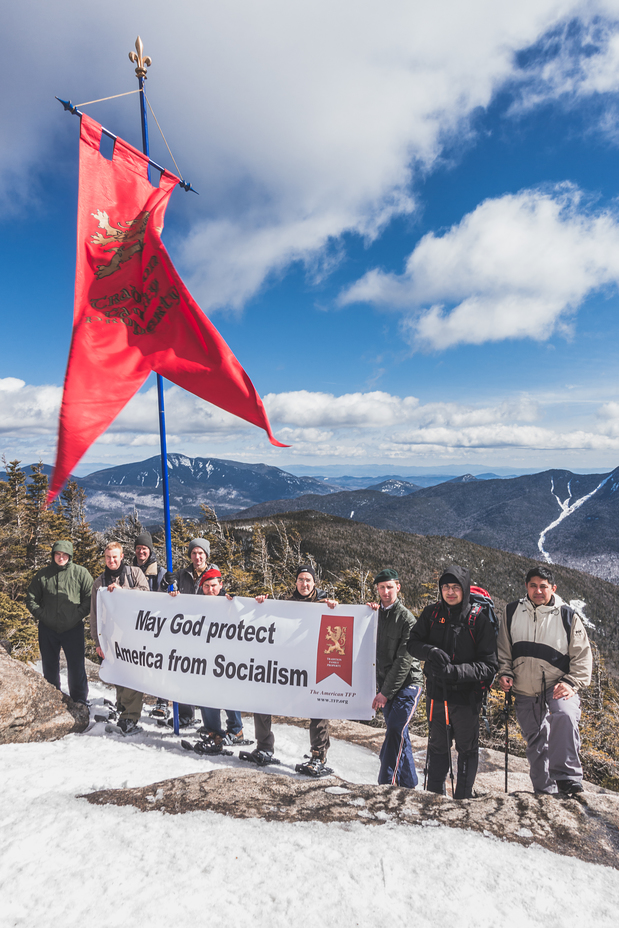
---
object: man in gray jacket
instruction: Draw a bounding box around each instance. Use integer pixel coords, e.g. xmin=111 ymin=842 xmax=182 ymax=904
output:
xmin=27 ymin=540 xmax=93 ymax=705
xmin=498 ymin=565 xmax=592 ymax=797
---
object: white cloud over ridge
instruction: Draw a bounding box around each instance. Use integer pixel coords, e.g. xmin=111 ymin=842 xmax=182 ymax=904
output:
xmin=3 ymin=380 xmax=619 ymax=467
xmin=340 ymin=185 xmax=619 ymax=348
xmin=5 ymin=1 xmax=619 ymax=310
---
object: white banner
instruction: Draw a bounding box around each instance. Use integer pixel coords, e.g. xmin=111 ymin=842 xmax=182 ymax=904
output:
xmin=97 ymin=589 xmax=377 ymax=719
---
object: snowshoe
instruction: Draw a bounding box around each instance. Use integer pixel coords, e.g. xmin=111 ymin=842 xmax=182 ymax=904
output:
xmin=95 ymin=699 xmax=120 ymax=723
xmin=181 ymin=737 xmax=233 ymax=757
xmin=239 ymin=748 xmax=280 ymax=766
xmin=105 ymin=719 xmax=143 ymax=737
xmin=158 ymin=714 xmax=197 ymax=729
xmin=295 ymin=755 xmax=334 ymax=778
xmin=149 ymin=699 xmax=170 ymax=721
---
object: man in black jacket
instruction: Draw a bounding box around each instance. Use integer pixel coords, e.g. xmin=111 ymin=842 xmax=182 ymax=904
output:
xmin=408 ymin=565 xmax=498 ymax=798
xmin=134 ymin=531 xmax=168 ymax=720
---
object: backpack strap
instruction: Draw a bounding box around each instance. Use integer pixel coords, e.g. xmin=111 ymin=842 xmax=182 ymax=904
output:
xmin=505 ymin=601 xmax=518 ymax=643
xmin=467 ymin=602 xmax=483 ymax=640
xmin=560 ymin=604 xmax=575 ymax=639
xmin=127 ymin=568 xmax=136 ymax=590
xmin=430 ymin=602 xmax=442 ymax=623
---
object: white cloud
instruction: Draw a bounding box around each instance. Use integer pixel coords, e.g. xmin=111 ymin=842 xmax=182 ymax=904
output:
xmin=510 ymin=11 xmax=619 ymax=113
xmin=263 ymin=391 xmax=420 ymax=428
xmin=3 ymin=1 xmax=612 ymax=309
xmin=340 ymin=185 xmax=619 ymax=348
xmin=3 ymin=381 xmax=618 ymax=468
xmin=0 ymin=380 xmax=62 ymax=432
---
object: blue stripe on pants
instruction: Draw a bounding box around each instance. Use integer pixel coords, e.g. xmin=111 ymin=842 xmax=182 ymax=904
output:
xmin=378 ymin=685 xmax=422 ymax=788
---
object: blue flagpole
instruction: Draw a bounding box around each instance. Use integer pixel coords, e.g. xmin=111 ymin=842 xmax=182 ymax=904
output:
xmin=131 ymin=36 xmax=180 ymax=735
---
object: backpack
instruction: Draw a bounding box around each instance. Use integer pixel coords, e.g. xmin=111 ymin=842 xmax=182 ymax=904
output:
xmin=468 ymin=585 xmax=499 ymax=640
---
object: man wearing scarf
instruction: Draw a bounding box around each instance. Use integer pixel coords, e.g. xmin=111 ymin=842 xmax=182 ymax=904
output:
xmin=133 ymin=531 xmax=169 ymax=720
xmin=133 ymin=531 xmax=166 ymax=592
xmin=90 ymin=541 xmax=149 ymax=735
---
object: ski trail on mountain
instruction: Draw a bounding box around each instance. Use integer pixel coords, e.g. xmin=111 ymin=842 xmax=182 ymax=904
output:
xmin=538 ymin=474 xmax=613 ymax=561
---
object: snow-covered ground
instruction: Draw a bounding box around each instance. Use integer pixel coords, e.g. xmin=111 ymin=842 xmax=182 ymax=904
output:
xmin=1 ymin=675 xmax=619 ymax=928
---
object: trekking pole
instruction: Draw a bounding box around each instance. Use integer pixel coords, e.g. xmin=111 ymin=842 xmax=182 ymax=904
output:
xmin=443 ymin=676 xmax=455 ymax=798
xmin=502 ymin=690 xmax=512 ymax=794
xmin=423 ymin=698 xmax=434 ymax=790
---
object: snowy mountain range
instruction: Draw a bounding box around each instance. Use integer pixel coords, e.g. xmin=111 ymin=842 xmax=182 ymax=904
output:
xmin=71 ymin=454 xmax=346 ymax=528
xmin=233 ymin=467 xmax=619 ymax=583
xmin=4 ymin=456 xmax=618 ymax=582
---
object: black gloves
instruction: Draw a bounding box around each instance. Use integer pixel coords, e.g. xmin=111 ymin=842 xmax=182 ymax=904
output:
xmin=163 ymin=571 xmax=175 ymax=587
xmin=426 ymin=648 xmax=451 ymax=672
xmin=426 ymin=648 xmax=458 ymax=682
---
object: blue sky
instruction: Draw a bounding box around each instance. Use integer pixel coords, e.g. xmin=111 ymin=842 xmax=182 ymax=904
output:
xmin=4 ymin=2 xmax=619 ymax=476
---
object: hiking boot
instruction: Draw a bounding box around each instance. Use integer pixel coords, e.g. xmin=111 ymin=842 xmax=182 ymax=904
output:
xmin=166 ymin=714 xmax=195 ymax=729
xmin=239 ymin=748 xmax=280 ymax=766
xmin=222 ymin=730 xmax=253 ymax=746
xmin=295 ymin=754 xmax=333 ymax=778
xmin=149 ymin=699 xmax=169 ymax=720
xmin=117 ymin=719 xmax=143 ymax=736
xmin=556 ymin=779 xmax=584 ymax=797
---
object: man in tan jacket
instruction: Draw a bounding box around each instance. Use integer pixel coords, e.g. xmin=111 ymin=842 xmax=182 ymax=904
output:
xmin=498 ymin=566 xmax=592 ymax=797
xmin=91 ymin=541 xmax=149 ymax=735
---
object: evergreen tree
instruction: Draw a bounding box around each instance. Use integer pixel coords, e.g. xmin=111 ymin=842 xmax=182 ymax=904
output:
xmin=23 ymin=463 xmax=61 ymax=573
xmin=0 ymin=460 xmax=29 ymax=598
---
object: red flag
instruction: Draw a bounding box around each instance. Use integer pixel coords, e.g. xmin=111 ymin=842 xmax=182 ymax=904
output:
xmin=48 ymin=114 xmax=286 ymax=502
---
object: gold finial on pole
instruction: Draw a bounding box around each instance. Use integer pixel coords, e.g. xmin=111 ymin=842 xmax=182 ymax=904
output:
xmin=129 ymin=36 xmax=152 ymax=80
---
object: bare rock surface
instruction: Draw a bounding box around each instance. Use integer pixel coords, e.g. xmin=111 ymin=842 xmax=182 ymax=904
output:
xmin=82 ymin=767 xmax=619 ymax=870
xmin=0 ymin=646 xmax=89 ymax=743
xmin=266 ymin=715 xmax=536 ymax=793
xmin=19 ymin=660 xmax=617 ymax=866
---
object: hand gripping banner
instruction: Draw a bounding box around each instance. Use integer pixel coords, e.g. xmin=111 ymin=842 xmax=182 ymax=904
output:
xmin=48 ymin=114 xmax=285 ymax=502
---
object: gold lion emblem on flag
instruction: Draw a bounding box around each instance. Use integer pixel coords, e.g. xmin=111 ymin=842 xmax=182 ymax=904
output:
xmin=90 ymin=209 xmax=150 ymax=279
xmin=324 ymin=625 xmax=346 ymax=655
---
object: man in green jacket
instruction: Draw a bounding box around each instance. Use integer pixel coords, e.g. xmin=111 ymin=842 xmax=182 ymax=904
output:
xmin=369 ymin=568 xmax=423 ymax=788
xmin=26 ymin=540 xmax=93 ymax=705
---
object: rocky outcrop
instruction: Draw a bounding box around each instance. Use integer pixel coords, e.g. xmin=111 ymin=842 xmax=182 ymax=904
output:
xmin=81 ymin=767 xmax=619 ymax=870
xmin=0 ymin=646 xmax=89 ymax=743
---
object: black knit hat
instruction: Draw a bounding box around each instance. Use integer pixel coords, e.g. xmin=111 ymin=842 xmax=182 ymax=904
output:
xmin=134 ymin=531 xmax=154 ymax=553
xmin=296 ymin=564 xmax=316 ymax=580
xmin=374 ymin=568 xmax=399 ymax=584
